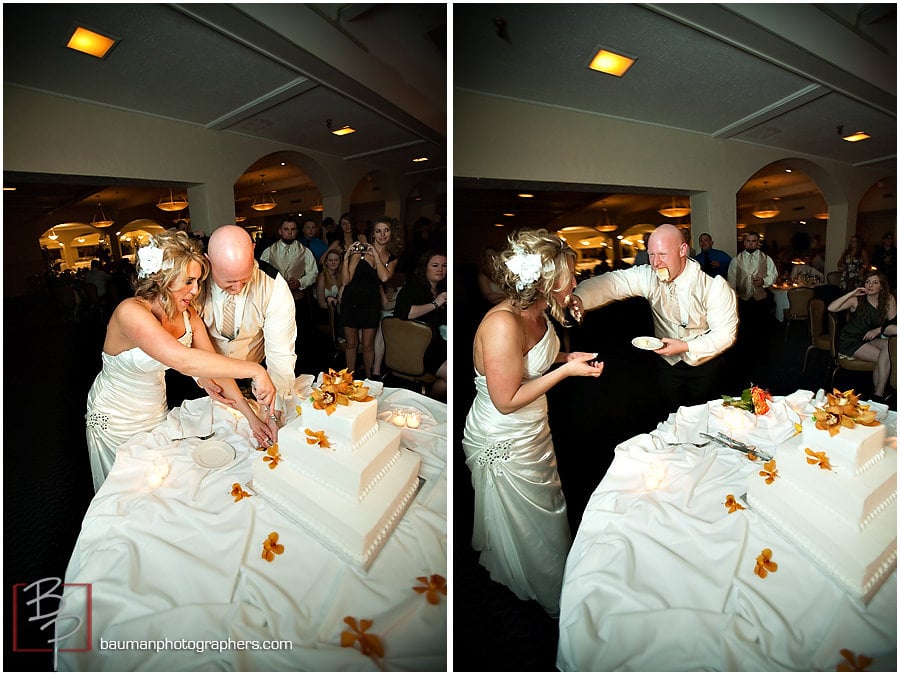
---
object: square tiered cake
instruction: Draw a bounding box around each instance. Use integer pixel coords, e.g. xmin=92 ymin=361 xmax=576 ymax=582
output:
xmin=747 ymin=393 xmax=896 ymax=603
xmin=251 ymin=370 xmax=421 ymax=570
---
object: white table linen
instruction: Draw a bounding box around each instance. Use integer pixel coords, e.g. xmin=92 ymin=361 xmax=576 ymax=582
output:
xmin=557 ymin=395 xmax=897 ymax=672
xmin=56 ymin=383 xmax=447 ymax=671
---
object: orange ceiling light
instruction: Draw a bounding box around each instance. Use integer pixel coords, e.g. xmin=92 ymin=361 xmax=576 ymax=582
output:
xmin=588 ymin=48 xmax=635 ymax=77
xmin=841 ymin=131 xmax=870 ymax=143
xmin=67 ymin=26 xmax=118 ymax=59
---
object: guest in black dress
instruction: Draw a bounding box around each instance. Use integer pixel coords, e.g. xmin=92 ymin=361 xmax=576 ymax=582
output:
xmin=341 ymin=216 xmax=398 ymax=378
xmin=394 ymin=249 xmax=448 ymax=399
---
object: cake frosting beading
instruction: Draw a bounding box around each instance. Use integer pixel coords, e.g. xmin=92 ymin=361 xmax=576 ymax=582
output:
xmin=251 ymin=369 xmax=421 ymax=570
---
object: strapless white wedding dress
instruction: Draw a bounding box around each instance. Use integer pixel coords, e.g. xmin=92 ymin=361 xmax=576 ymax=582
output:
xmin=462 ymin=320 xmax=571 ymax=616
xmin=85 ymin=312 xmax=192 ymax=492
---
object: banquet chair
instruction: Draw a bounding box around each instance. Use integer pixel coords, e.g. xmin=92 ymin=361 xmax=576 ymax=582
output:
xmin=828 ymin=311 xmax=875 ymax=390
xmin=783 ymin=287 xmax=814 ymax=343
xmin=826 ymin=271 xmax=842 ymax=287
xmin=381 ymin=317 xmax=436 ymax=395
xmin=802 ymin=298 xmax=831 ymax=379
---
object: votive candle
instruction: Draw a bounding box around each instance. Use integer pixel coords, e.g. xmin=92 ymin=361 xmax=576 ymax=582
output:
xmin=406 ymin=410 xmax=421 ymax=429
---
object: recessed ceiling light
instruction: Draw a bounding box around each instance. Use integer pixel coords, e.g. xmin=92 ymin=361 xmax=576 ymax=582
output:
xmin=842 ymin=131 xmax=870 ymax=142
xmin=502 ymin=213 xmax=515 ymax=217
xmin=588 ymin=48 xmax=636 ymax=77
xmin=517 ymin=193 xmax=534 ymax=198
xmin=494 ymin=223 xmax=505 ymax=227
xmin=412 ymin=156 xmax=429 ymax=163
xmin=331 ymin=125 xmax=356 ymax=136
xmin=67 ymin=25 xmax=118 ymax=59
xmin=3 ymin=187 xmax=16 ymax=191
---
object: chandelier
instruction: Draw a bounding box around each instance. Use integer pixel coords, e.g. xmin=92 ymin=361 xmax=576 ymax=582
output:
xmin=90 ymin=196 xmax=115 ymax=228
xmin=751 ymin=181 xmax=780 ymax=219
xmin=47 ymin=228 xmax=59 ymax=241
xmin=156 ymin=188 xmax=188 ymax=212
xmin=596 ymin=208 xmax=618 ymax=233
xmin=658 ymin=196 xmax=691 ymax=219
xmin=250 ymin=174 xmax=277 ymax=212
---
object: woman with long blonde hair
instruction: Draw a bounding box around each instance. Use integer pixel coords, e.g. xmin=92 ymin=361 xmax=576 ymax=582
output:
xmin=462 ymin=228 xmax=605 ymax=616
xmin=86 ymin=229 xmax=278 ymax=492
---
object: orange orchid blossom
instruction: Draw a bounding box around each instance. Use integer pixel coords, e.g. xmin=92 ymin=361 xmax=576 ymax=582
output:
xmin=261 ymin=531 xmax=284 ymax=562
xmin=804 ymin=447 xmax=832 ymax=471
xmin=340 ymin=616 xmax=384 ymax=658
xmin=230 ymin=483 xmax=251 ymax=502
xmin=837 ymin=648 xmax=873 ymax=671
xmin=724 ymin=495 xmax=745 ymax=513
xmin=754 ymin=548 xmax=778 ymax=578
xmin=759 ymin=459 xmax=778 ymax=484
xmin=311 ymin=368 xmax=374 ymax=415
xmin=305 ymin=428 xmax=331 ymax=449
xmin=413 ymin=574 xmax=448 ymax=604
xmin=813 ymin=389 xmax=880 ymax=436
xmin=750 ymin=385 xmax=772 ymax=415
xmin=263 ymin=445 xmax=282 ymax=469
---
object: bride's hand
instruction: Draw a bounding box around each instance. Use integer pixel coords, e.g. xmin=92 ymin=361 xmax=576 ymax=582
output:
xmin=565 ymin=352 xmax=604 ymax=377
xmin=248 ymin=413 xmax=276 ymax=448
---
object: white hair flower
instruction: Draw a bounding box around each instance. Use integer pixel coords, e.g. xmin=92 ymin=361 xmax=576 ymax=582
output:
xmin=505 ymin=245 xmax=552 ymax=291
xmin=137 ymin=242 xmax=172 ymax=279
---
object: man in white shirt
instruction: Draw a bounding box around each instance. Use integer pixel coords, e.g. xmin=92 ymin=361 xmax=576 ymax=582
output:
xmin=727 ymin=231 xmax=778 ymax=362
xmin=199 ymin=225 xmax=297 ymax=420
xmin=572 ymin=224 xmax=737 ymax=414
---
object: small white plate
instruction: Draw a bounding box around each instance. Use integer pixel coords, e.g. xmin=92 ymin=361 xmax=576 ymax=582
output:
xmin=632 ymin=336 xmax=664 ymax=351
xmin=192 ymin=440 xmax=235 ymax=469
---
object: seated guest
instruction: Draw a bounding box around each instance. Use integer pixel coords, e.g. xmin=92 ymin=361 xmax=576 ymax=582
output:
xmin=828 ymin=270 xmax=897 ymax=403
xmin=393 ymin=249 xmax=447 ymax=399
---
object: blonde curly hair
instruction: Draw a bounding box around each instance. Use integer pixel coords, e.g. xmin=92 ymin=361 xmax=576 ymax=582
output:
xmin=492 ymin=228 xmax=576 ymax=325
xmin=133 ymin=228 xmax=209 ymax=321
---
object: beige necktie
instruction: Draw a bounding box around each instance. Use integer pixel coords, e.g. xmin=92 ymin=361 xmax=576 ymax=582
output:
xmin=664 ymin=282 xmax=686 ymax=329
xmin=222 ymin=294 xmax=236 ymax=339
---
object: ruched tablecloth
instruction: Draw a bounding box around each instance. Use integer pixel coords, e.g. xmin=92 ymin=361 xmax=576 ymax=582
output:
xmin=557 ymin=395 xmax=897 ymax=672
xmin=57 ymin=385 xmax=447 ymax=671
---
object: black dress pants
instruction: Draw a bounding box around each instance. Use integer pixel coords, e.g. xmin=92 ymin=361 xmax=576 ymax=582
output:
xmin=657 ymin=356 xmax=727 ymax=417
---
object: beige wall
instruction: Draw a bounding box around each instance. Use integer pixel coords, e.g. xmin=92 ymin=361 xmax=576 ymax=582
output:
xmin=454 ymin=89 xmax=891 ymax=271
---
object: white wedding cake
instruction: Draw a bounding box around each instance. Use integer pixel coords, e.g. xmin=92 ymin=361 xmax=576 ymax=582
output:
xmin=747 ymin=391 xmax=897 ymax=603
xmin=251 ymin=370 xmax=421 ymax=570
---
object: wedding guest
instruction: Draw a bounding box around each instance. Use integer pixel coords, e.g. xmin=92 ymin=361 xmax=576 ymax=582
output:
xmin=572 ymin=223 xmax=737 ymax=412
xmin=199 ymin=225 xmax=297 ymax=417
xmin=477 ymin=247 xmax=506 ymax=309
xmin=633 ymin=232 xmax=651 ymax=266
xmin=299 ymin=218 xmax=329 ymax=264
xmin=394 ymin=249 xmax=448 ymax=398
xmin=871 ymin=232 xmax=896 ymax=291
xmin=828 ymin=270 xmax=897 ymax=402
xmin=341 ymin=216 xmax=398 ymax=378
xmin=86 ymin=229 xmax=277 ymax=492
xmin=728 ymin=231 xmax=778 ymax=365
xmin=696 ymin=233 xmax=731 ymax=279
xmin=260 ymin=217 xmax=318 ymax=368
xmin=322 ymin=216 xmax=338 ymax=244
xmin=463 ymin=228 xmax=604 ymax=617
xmin=837 ymin=234 xmax=870 ymax=291
xmin=324 ymin=212 xmax=366 ymax=262
xmin=316 ymin=248 xmax=344 ymax=316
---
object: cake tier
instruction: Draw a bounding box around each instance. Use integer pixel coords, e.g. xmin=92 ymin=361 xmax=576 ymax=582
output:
xmin=276 ymin=420 xmax=402 ymax=501
xmin=252 ymin=448 xmax=421 ymax=571
xmin=747 ymin=465 xmax=897 ymax=604
xmin=299 ymin=397 xmax=378 ymax=452
xmin=773 ymin=437 xmax=896 ymax=531
xmin=801 ymin=417 xmax=885 ymax=475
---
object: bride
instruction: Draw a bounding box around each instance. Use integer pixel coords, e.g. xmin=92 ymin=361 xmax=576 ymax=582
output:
xmin=86 ymin=229 xmax=278 ymax=492
xmin=462 ymin=228 xmax=604 ymax=616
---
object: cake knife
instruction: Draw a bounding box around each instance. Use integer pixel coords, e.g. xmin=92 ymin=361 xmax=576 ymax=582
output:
xmin=699 ymin=432 xmax=773 ymax=462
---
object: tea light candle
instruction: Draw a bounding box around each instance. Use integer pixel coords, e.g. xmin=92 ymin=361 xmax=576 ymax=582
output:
xmin=406 ymin=410 xmax=421 ymax=429
xmin=391 ymin=410 xmax=407 ymax=427
xmin=643 ymin=462 xmax=667 ymax=490
xmin=146 ymin=468 xmax=164 ymax=490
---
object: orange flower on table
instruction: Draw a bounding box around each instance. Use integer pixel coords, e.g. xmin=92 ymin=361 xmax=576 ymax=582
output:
xmin=340 ymin=616 xmax=384 ymax=658
xmin=723 ymin=494 xmax=745 ymax=513
xmin=230 ymin=483 xmax=251 ymax=502
xmin=804 ymin=447 xmax=833 ymax=471
xmin=750 ymin=385 xmax=772 ymax=415
xmin=295 ymin=405 xmax=302 ymax=417
xmin=261 ymin=531 xmax=284 ymax=562
xmin=754 ymin=548 xmax=778 ymax=578
xmin=759 ymin=459 xmax=778 ymax=484
xmin=413 ymin=574 xmax=447 ymax=605
xmin=263 ymin=445 xmax=282 ymax=469
xmin=305 ymin=428 xmax=331 ymax=449
xmin=837 ymin=648 xmax=873 ymax=671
